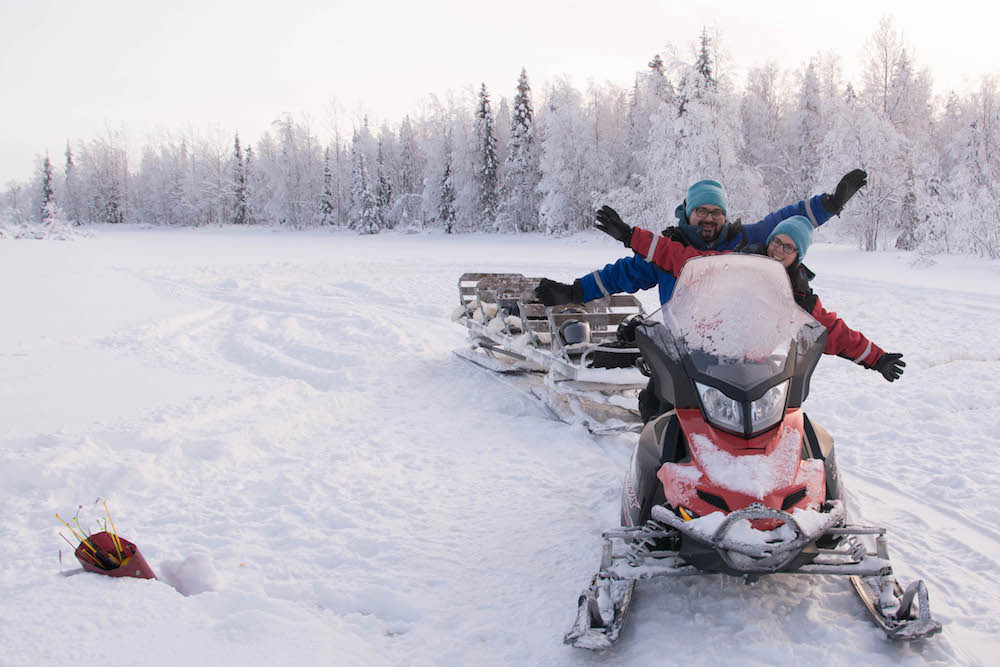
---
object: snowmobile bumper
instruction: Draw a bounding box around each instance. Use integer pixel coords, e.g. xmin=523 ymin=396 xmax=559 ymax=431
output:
xmin=647 ymin=502 xmax=869 ymax=575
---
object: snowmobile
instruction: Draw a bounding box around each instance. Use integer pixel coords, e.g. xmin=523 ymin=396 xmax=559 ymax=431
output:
xmin=564 ymin=254 xmax=941 ymax=650
xmin=452 ymin=272 xmax=648 ymax=434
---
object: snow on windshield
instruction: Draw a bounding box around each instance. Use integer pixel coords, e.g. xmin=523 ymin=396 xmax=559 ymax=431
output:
xmin=663 ymin=254 xmax=820 ymax=362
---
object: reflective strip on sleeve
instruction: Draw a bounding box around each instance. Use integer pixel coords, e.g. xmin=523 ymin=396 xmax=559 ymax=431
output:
xmin=804 ymin=199 xmax=819 ymax=228
xmin=643 ymin=234 xmax=660 ymax=263
xmin=852 ymin=341 xmax=873 ymax=364
xmin=592 ymin=270 xmax=610 ymax=297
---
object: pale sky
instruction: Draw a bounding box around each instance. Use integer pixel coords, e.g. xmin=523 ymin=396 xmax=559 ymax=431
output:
xmin=2 ymin=0 xmax=998 ymax=185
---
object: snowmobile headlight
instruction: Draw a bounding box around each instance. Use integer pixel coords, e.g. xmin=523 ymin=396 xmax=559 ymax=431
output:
xmin=749 ymin=380 xmax=789 ymax=433
xmin=696 ymin=382 xmax=742 ymax=432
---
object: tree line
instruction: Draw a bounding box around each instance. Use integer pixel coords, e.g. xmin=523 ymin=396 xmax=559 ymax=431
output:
xmin=4 ymin=18 xmax=999 ymax=258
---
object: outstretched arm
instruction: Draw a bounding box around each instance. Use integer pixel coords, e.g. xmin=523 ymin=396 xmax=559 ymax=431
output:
xmin=578 ymin=255 xmax=660 ymax=301
xmin=809 ymin=296 xmax=904 ymax=381
xmin=741 ymin=170 xmax=868 ymax=245
xmin=628 ymin=226 xmax=719 ymax=274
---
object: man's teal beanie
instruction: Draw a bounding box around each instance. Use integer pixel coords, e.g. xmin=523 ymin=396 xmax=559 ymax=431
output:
xmin=685 ymin=179 xmax=728 ymax=218
xmin=767 ymin=215 xmax=814 ymax=259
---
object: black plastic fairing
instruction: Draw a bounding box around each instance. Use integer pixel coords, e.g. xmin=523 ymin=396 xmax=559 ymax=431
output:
xmin=802 ymin=414 xmax=840 ymax=501
xmin=620 ymin=412 xmax=674 ymax=526
xmin=788 ymin=326 xmax=827 ymax=407
xmin=634 ymin=321 xmax=697 ymax=409
xmin=635 ymin=317 xmax=827 ymax=438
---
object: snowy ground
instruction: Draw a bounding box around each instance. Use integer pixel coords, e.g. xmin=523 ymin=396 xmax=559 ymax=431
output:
xmin=1 ymin=226 xmax=998 ymax=666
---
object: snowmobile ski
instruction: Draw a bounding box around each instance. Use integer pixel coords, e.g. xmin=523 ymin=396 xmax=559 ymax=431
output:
xmin=850 ymin=569 xmax=942 ymax=640
xmin=563 ymin=576 xmax=636 ymax=651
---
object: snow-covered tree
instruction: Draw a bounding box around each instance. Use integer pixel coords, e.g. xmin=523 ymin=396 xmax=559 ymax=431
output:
xmin=391 ymin=115 xmax=424 ymax=230
xmin=77 ymin=130 xmax=129 ymax=224
xmin=695 ymin=27 xmax=715 ymax=89
xmin=794 ymin=60 xmax=823 ymax=199
xmin=622 ymin=56 xmax=675 ymax=190
xmin=818 ymin=106 xmax=907 ymax=250
xmin=895 ymin=165 xmax=920 ymax=250
xmin=398 ymin=115 xmax=423 ymax=197
xmin=438 ymin=129 xmax=457 ymax=233
xmin=232 ymin=133 xmax=248 ymax=224
xmin=586 ymin=80 xmax=630 ymax=199
xmin=647 ymin=53 xmax=675 ymax=104
xmin=38 ymin=154 xmax=55 ymax=223
xmin=537 ymin=77 xmax=593 ymax=234
xmin=497 ymin=68 xmax=540 ymax=232
xmin=948 ymin=76 xmax=1000 ymax=258
xmin=494 ymin=96 xmax=511 ymax=181
xmin=861 ymin=16 xmax=933 ymax=135
xmin=375 ymin=135 xmax=393 ymax=229
xmin=740 ymin=63 xmax=790 ymax=210
xmin=644 ymin=51 xmax=765 ymax=226
xmin=244 ymin=144 xmax=263 ymax=225
xmin=349 ymin=128 xmax=378 ymax=233
xmin=319 ymin=146 xmax=335 ymax=225
xmin=63 ymin=143 xmax=81 ymax=225
xmin=476 ymin=83 xmax=500 ymax=226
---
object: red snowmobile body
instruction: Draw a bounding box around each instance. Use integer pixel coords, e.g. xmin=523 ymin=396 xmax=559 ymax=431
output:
xmin=620 ymin=254 xmax=840 ymax=575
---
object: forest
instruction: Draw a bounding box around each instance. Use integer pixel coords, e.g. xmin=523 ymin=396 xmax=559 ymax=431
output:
xmin=3 ymin=18 xmax=998 ymax=258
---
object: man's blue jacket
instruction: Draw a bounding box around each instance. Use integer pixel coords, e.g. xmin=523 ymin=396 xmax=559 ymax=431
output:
xmin=579 ymin=194 xmax=833 ymax=305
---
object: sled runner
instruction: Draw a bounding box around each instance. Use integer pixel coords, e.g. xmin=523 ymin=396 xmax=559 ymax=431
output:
xmin=452 ymin=272 xmax=647 ymax=434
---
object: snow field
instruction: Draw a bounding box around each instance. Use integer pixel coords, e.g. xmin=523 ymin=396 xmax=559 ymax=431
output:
xmin=0 ymin=227 xmax=997 ymax=666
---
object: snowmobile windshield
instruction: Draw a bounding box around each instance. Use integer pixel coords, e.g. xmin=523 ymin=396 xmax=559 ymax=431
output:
xmin=663 ymin=254 xmax=823 ymax=390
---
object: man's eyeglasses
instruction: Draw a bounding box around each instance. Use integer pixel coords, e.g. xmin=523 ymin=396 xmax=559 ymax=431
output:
xmin=692 ymin=206 xmax=725 ymax=221
xmin=768 ymin=237 xmax=798 ymax=255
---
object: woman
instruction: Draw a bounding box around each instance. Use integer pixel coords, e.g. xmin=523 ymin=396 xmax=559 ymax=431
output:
xmin=596 ymin=207 xmax=905 ymax=384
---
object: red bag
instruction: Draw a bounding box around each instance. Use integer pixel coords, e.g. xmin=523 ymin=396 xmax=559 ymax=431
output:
xmin=74 ymin=531 xmax=156 ymax=579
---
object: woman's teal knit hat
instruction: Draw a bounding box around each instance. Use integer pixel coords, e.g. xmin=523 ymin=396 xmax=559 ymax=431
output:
xmin=767 ymin=215 xmax=814 ymax=259
xmin=684 ymin=179 xmax=728 ymax=218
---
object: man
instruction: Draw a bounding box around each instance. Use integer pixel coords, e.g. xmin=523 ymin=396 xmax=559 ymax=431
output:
xmin=534 ymin=170 xmax=867 ymax=309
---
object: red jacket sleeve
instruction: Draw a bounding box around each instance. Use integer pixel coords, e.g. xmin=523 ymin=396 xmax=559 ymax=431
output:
xmin=629 ymin=227 xmax=718 ymax=273
xmin=810 ymin=296 xmax=884 ymax=366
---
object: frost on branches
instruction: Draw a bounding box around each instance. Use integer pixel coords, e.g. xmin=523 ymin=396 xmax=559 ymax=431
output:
xmin=5 ymin=18 xmax=999 ymax=257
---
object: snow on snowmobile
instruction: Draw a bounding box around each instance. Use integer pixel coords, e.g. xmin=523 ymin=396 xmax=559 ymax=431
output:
xmin=564 ymin=254 xmax=941 ymax=650
xmin=451 ymin=272 xmax=648 ymax=434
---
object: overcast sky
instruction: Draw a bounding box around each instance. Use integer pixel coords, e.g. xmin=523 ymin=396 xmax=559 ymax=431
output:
xmin=2 ymin=0 xmax=998 ymax=185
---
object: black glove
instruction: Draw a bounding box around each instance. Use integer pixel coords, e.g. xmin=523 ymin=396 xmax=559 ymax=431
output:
xmin=534 ymin=278 xmax=584 ymax=307
xmin=822 ymin=169 xmax=868 ymax=215
xmin=616 ymin=315 xmax=642 ymax=344
xmin=873 ymin=352 xmax=905 ymax=382
xmin=595 ymin=205 xmax=634 ymax=248
xmin=662 ymin=226 xmax=685 ymax=243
